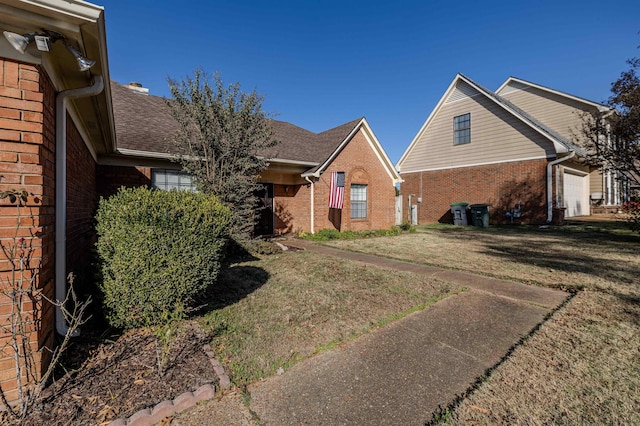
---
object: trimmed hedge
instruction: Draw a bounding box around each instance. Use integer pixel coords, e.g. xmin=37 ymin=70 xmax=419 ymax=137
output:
xmin=299 ymin=226 xmax=406 ymax=241
xmin=95 ymin=187 xmax=232 ymax=329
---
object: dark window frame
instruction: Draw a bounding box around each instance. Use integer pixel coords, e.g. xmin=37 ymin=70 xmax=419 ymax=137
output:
xmin=454 ymin=113 xmax=471 ymax=145
xmin=151 ymin=169 xmax=197 ymax=192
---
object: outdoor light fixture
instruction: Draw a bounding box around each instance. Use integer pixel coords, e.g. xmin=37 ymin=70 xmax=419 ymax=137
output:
xmin=3 ymin=31 xmax=33 ymax=53
xmin=3 ymin=29 xmax=95 ymax=71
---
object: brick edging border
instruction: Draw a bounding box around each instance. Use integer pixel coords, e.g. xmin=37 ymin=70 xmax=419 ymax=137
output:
xmin=107 ymin=344 xmax=231 ymax=426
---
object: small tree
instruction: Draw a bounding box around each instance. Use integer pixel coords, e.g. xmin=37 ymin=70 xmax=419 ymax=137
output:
xmin=0 ymin=190 xmax=90 ymax=421
xmin=168 ymin=70 xmax=278 ymax=240
xmin=580 ymin=57 xmax=640 ymax=189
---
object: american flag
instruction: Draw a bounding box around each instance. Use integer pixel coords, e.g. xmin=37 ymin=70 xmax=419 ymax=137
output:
xmin=328 ymin=171 xmax=345 ymax=209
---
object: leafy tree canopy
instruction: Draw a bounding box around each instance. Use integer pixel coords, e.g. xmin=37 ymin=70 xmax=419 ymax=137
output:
xmin=168 ymin=70 xmax=278 ymax=239
xmin=582 ymin=57 xmax=640 ymax=188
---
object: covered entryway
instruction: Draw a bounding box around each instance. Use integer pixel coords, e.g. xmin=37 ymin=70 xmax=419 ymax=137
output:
xmin=563 ymin=170 xmax=589 ymax=217
xmin=255 ymin=183 xmax=274 ymax=235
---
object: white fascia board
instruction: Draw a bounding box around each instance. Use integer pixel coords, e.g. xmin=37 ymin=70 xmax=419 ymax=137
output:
xmin=399 ymin=154 xmax=553 ymax=174
xmin=115 ymin=149 xmax=320 ymax=172
xmin=15 ymin=0 xmax=103 ymax=23
xmin=396 ymin=74 xmax=462 ymax=171
xmin=359 ymin=118 xmax=403 ymax=184
xmin=497 ymin=76 xmax=611 ymax=113
xmin=312 ymin=118 xmax=365 ymax=176
xmin=267 ymin=158 xmax=319 ymax=167
xmin=93 ymin=8 xmax=115 ymax=152
xmin=116 ymin=148 xmax=177 ymax=160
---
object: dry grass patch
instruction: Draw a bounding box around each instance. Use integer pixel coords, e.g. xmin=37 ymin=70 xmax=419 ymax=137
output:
xmin=324 ymin=224 xmax=639 ymax=295
xmin=200 ymin=250 xmax=457 ymax=386
xmin=321 ymin=223 xmax=640 ymax=424
xmin=445 ymin=291 xmax=640 ymax=425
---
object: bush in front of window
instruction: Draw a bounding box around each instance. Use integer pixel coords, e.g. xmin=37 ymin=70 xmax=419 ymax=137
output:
xmin=95 ymin=186 xmax=232 ymax=329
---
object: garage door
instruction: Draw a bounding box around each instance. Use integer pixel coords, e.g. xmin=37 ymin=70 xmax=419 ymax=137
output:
xmin=563 ymin=171 xmax=589 ymax=217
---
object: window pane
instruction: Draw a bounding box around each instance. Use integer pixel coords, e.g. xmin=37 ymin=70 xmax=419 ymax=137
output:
xmin=454 ymin=113 xmax=471 ymax=145
xmin=151 ymin=169 xmax=196 ymax=192
xmin=350 ymin=184 xmax=367 ymax=219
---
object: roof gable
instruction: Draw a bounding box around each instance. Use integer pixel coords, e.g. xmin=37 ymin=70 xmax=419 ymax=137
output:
xmin=397 ymin=74 xmax=584 ymax=171
xmin=304 ymin=118 xmax=402 ymax=184
xmin=496 ymin=77 xmax=610 ymax=113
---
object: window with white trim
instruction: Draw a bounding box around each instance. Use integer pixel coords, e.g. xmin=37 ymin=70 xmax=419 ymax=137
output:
xmin=454 ymin=113 xmax=471 ymax=145
xmin=151 ymin=169 xmax=197 ymax=192
xmin=350 ymin=184 xmax=367 ymax=219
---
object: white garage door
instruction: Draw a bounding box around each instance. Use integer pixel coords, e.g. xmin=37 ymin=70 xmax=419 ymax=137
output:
xmin=563 ymin=171 xmax=589 ymax=217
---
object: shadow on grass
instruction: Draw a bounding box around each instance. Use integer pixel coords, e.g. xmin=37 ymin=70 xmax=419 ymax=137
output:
xmin=197 ymin=265 xmax=271 ymax=315
xmin=423 ymin=222 xmax=640 ymax=292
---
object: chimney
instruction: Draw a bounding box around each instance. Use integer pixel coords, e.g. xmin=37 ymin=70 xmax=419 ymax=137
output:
xmin=124 ymin=81 xmax=149 ymax=95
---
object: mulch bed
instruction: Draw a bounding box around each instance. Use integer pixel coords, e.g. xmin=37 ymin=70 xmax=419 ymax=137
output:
xmin=19 ymin=320 xmax=217 ymax=426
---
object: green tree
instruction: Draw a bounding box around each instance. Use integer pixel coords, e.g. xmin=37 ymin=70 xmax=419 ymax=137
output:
xmin=167 ymin=70 xmax=277 ymax=240
xmin=581 ymin=57 xmax=640 ymax=188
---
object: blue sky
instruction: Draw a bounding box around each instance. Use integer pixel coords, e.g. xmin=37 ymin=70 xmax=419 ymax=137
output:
xmin=101 ymin=0 xmax=640 ymax=163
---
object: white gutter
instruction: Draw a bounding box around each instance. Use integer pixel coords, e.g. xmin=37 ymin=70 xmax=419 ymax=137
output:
xmin=546 ymin=151 xmax=576 ymax=223
xmin=55 ymin=75 xmax=104 ymax=336
xmin=304 ymin=176 xmax=315 ymax=233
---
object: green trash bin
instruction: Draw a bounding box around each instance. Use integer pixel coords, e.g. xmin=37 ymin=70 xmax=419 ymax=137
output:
xmin=450 ymin=202 xmax=469 ymax=226
xmin=469 ymin=204 xmax=490 ymax=227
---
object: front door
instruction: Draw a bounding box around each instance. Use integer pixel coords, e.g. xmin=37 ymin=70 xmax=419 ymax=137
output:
xmin=254 ymin=183 xmax=274 ymax=235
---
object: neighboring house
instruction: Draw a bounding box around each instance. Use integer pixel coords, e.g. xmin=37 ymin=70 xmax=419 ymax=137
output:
xmin=396 ymin=73 xmax=628 ymax=225
xmin=0 ymin=0 xmax=399 ymax=402
xmin=109 ymin=80 xmax=402 ymax=235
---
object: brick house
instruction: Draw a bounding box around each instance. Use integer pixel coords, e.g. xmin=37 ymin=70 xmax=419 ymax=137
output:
xmin=0 ymin=0 xmax=400 ymax=403
xmin=396 ymin=73 xmax=628 ymax=225
xmin=110 ymin=80 xmax=402 ymax=235
xmin=0 ymin=0 xmax=113 ymax=402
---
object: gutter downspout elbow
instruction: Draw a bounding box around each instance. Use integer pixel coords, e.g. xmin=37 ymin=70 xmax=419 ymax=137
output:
xmin=55 ymin=75 xmax=104 ymax=336
xmin=546 ymin=151 xmax=576 ymax=223
xmin=304 ymin=176 xmax=315 ymax=234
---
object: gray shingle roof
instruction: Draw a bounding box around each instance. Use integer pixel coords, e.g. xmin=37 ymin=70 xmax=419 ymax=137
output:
xmin=111 ymin=81 xmax=179 ymax=155
xmin=110 ymin=80 xmax=362 ymax=166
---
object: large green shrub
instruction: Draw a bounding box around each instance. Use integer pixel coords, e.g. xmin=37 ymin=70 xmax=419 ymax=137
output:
xmin=95 ymin=187 xmax=231 ymax=329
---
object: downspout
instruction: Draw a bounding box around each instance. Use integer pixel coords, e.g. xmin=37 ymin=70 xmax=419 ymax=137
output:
xmin=546 ymin=151 xmax=576 ymax=223
xmin=304 ymin=176 xmax=315 ymax=233
xmin=55 ymin=75 xmax=104 ymax=336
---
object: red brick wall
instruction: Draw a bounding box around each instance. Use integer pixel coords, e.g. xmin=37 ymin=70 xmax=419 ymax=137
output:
xmin=96 ymin=165 xmax=151 ymax=198
xmin=271 ymin=128 xmax=397 ymax=233
xmin=66 ymin=112 xmax=97 ymax=282
xmin=0 ymin=59 xmax=55 ymax=402
xmin=400 ymin=159 xmax=550 ymax=225
xmin=273 ymin=183 xmax=311 ymax=234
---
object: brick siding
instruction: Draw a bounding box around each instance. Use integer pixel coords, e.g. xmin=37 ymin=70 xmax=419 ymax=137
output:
xmin=96 ymin=165 xmax=151 ymax=198
xmin=0 ymin=59 xmax=55 ymax=402
xmin=272 ymin=128 xmax=397 ymax=234
xmin=400 ymin=158 xmax=551 ymax=225
xmin=66 ymin=111 xmax=98 ymax=285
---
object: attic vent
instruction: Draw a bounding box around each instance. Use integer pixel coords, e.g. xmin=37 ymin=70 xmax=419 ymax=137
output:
xmin=446 ymin=81 xmax=480 ymax=104
xmin=124 ymin=82 xmax=150 ymax=95
xmin=499 ymin=81 xmax=530 ymax=95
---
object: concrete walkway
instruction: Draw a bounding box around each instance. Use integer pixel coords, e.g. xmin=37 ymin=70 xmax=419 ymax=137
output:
xmin=246 ymin=240 xmax=568 ymax=425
